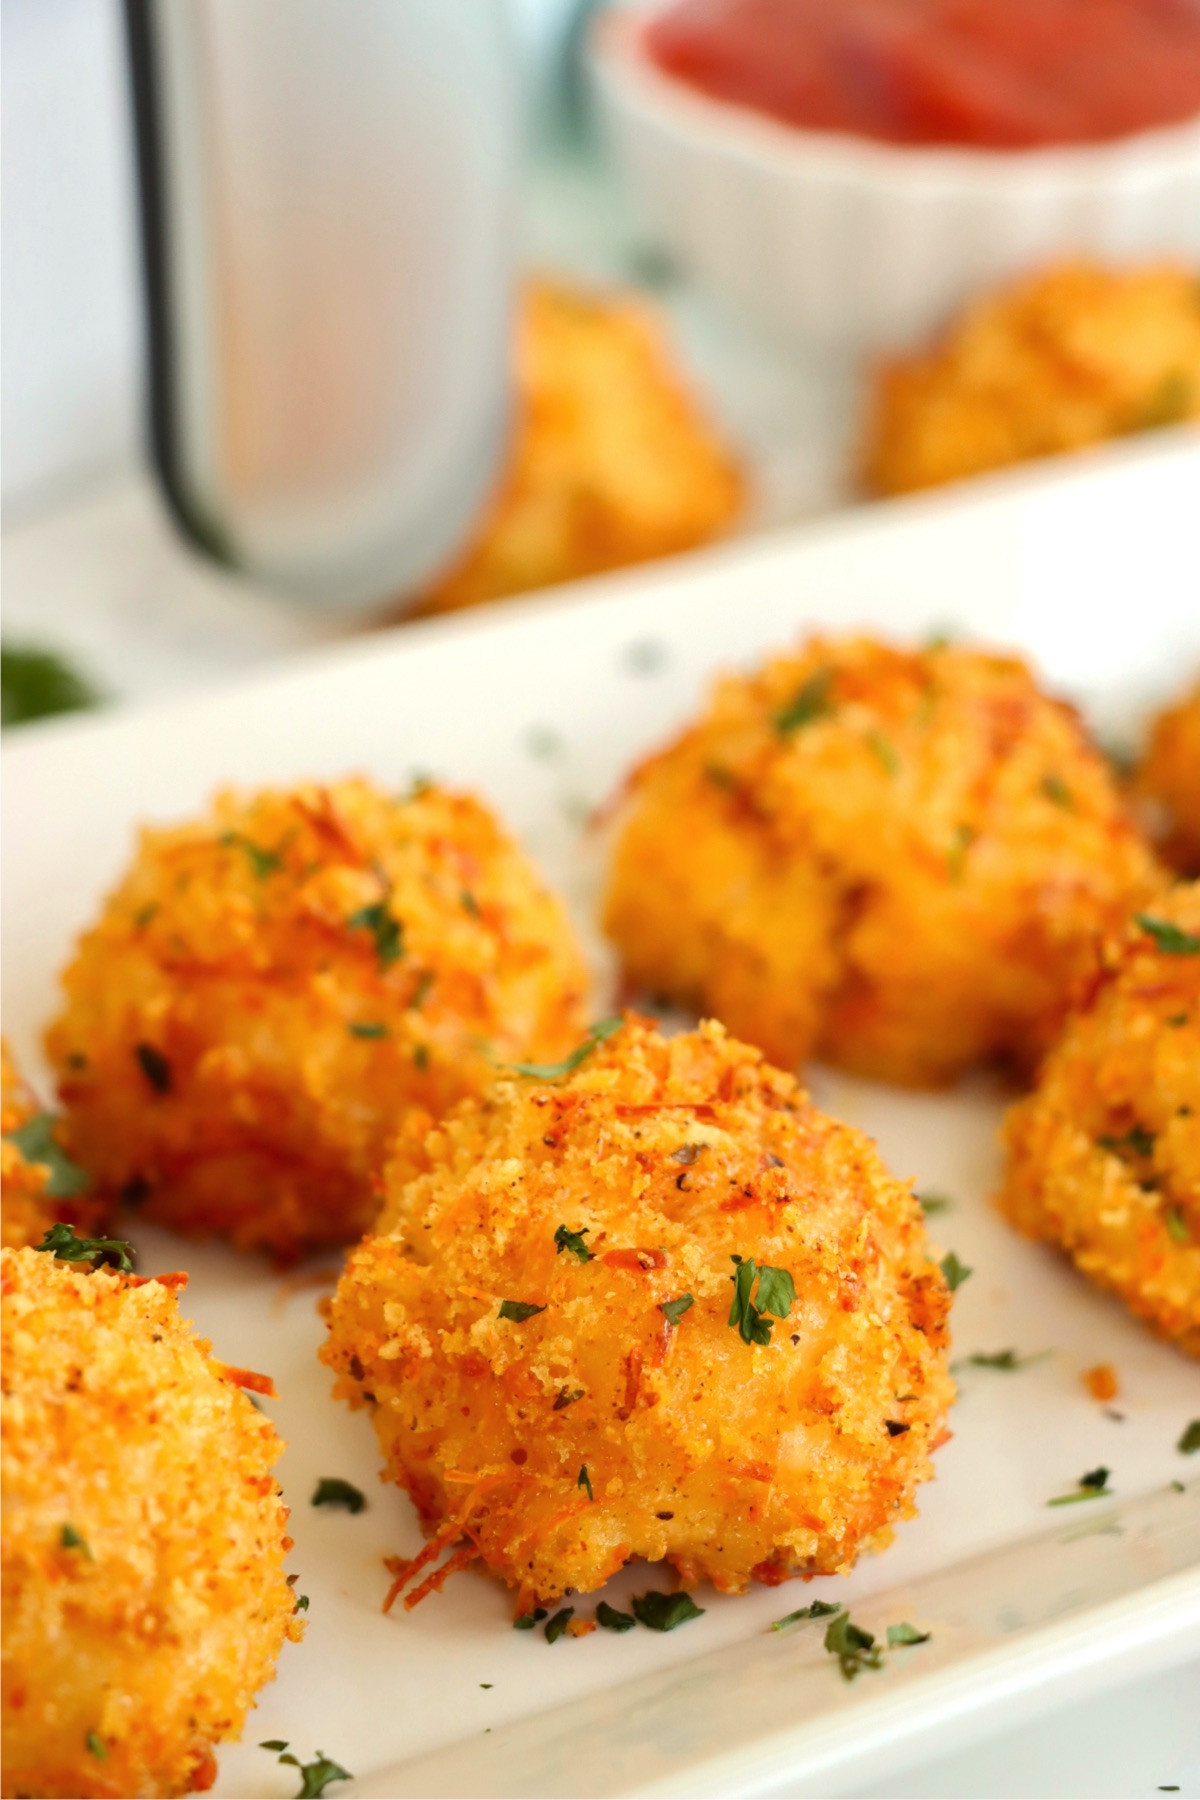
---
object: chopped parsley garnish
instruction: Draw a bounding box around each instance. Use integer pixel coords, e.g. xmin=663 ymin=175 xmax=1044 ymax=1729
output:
xmin=413 ymin=1043 xmax=429 ymax=1071
xmin=886 ymin=1621 xmax=931 ymax=1647
xmin=310 ymin=1477 xmax=366 ymax=1514
xmin=1135 ymin=914 xmax=1200 ymax=956
xmin=624 ymin=639 xmax=668 ymax=676
xmin=1177 ymin=1420 xmax=1200 ymax=1455
xmin=347 ymin=1021 xmax=388 ymax=1040
xmin=917 ymin=1191 xmax=952 ymax=1216
xmin=632 ymin=1589 xmax=705 ymax=1632
xmin=511 ymin=1016 xmax=623 ymax=1080
xmin=866 ymin=729 xmax=899 ymax=774
xmin=35 ymin=1222 xmax=134 ymax=1274
xmin=727 ymin=1255 xmax=796 ymax=1347
xmin=1041 ymin=772 xmax=1073 ymax=810
xmin=2 ymin=641 xmax=101 ymax=728
xmin=939 ymin=1251 xmax=972 ymax=1292
xmin=260 ymin=1742 xmax=353 ymax=1799
xmin=513 ymin=1608 xmax=548 ymax=1630
xmin=461 ymin=888 xmax=481 ymax=919
xmin=955 ymin=1348 xmax=1049 ymax=1372
xmin=60 ymin=1524 xmax=92 ymax=1556
xmin=774 ymin=669 xmax=832 ymax=735
xmin=824 ymin=1611 xmax=883 ymax=1680
xmin=220 ymin=831 xmax=282 ymax=878
xmin=347 ymin=899 xmax=404 ymax=969
xmin=1163 ymin=1206 xmax=1189 ymax=1243
xmin=577 ymin=1465 xmax=594 ymax=1502
xmin=135 ymin=1042 xmax=172 ymax=1094
xmin=1098 ymin=1125 xmax=1156 ymax=1158
xmin=525 ymin=725 xmax=563 ymax=761
xmin=554 ymin=1225 xmax=592 ymax=1263
xmin=85 ymin=1731 xmax=107 ymax=1760
xmin=1048 ymin=1467 xmax=1111 ymax=1506
xmin=498 ymin=1300 xmax=546 ymax=1323
xmin=659 ymin=1294 xmax=695 ymax=1327
xmin=771 ymin=1600 xmax=842 ymax=1630
xmin=596 ymin=1600 xmax=636 ymax=1632
xmin=409 ymin=970 xmax=435 ymax=1011
xmin=544 ymin=1607 xmax=574 ymax=1643
xmin=294 ymin=1593 xmax=310 ymax=1612
xmin=3 ymin=1112 xmax=89 ymax=1197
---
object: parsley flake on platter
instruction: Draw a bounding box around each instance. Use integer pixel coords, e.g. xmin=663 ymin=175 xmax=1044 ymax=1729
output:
xmin=310 ymin=1477 xmax=366 ymax=1514
xmin=1048 ymin=1467 xmax=1111 ymax=1506
xmin=771 ymin=1600 xmax=842 ymax=1630
xmin=632 ymin=1590 xmax=705 ymax=1632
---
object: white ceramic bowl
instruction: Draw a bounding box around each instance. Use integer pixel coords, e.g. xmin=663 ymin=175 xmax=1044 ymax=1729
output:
xmin=592 ymin=3 xmax=1200 ymax=355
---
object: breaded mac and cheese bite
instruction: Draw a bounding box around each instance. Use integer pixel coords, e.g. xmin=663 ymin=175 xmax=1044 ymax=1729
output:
xmin=323 ymin=1016 xmax=955 ymax=1613
xmin=1138 ymin=678 xmax=1200 ymax=876
xmin=1 ymin=1243 xmax=302 ymax=1798
xmin=603 ymin=636 xmax=1162 ymax=1087
xmin=48 ymin=779 xmax=588 ymax=1260
xmin=1000 ymin=886 xmax=1200 ymax=1355
xmin=416 ymin=280 xmax=744 ymax=614
xmin=863 ymin=261 xmax=1200 ymax=497
xmin=1 ymin=1039 xmax=95 ymax=1251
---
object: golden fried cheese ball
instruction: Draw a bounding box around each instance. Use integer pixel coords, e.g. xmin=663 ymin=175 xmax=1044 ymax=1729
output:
xmin=863 ymin=261 xmax=1200 ymax=496
xmin=322 ymin=1015 xmax=954 ymax=1612
xmin=415 ymin=280 xmax=744 ymax=615
xmin=1138 ymin=679 xmax=1200 ymax=876
xmin=1 ymin=1246 xmax=302 ymax=1798
xmin=999 ymin=887 xmax=1200 ymax=1355
xmin=603 ymin=636 xmax=1162 ymax=1087
xmin=1 ymin=1039 xmax=96 ymax=1251
xmin=48 ymin=779 xmax=588 ymax=1260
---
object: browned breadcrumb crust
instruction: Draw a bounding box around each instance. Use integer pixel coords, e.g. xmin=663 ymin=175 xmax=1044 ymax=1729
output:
xmin=1 ymin=1039 xmax=98 ymax=1251
xmin=46 ymin=779 xmax=588 ymax=1260
xmin=862 ymin=260 xmax=1200 ymax=497
xmin=322 ymin=1016 xmax=954 ymax=1613
xmin=1 ymin=1248 xmax=302 ymax=1798
xmin=1000 ymin=884 xmax=1200 ymax=1355
xmin=603 ymin=635 xmax=1162 ymax=1086
xmin=414 ymin=280 xmax=744 ymax=615
xmin=1137 ymin=679 xmax=1200 ymax=876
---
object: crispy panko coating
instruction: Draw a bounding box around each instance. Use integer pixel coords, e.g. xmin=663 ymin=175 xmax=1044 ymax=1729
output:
xmin=603 ymin=636 xmax=1162 ymax=1087
xmin=47 ymin=779 xmax=588 ymax=1260
xmin=1138 ymin=678 xmax=1200 ymax=876
xmin=863 ymin=261 xmax=1200 ymax=497
xmin=1 ymin=1247 xmax=302 ymax=1798
xmin=999 ymin=886 xmax=1200 ymax=1356
xmin=322 ymin=1016 xmax=954 ymax=1611
xmin=415 ymin=280 xmax=744 ymax=615
xmin=2 ymin=1039 xmax=97 ymax=1251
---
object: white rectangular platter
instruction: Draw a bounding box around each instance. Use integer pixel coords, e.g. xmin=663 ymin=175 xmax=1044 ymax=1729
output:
xmin=4 ymin=437 xmax=1200 ymax=1799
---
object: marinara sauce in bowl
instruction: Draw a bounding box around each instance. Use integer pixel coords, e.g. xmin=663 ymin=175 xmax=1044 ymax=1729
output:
xmin=593 ymin=0 xmax=1200 ymax=352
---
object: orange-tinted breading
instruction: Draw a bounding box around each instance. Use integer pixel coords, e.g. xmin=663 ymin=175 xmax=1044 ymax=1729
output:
xmin=47 ymin=779 xmax=588 ymax=1260
xmin=1138 ymin=678 xmax=1200 ymax=876
xmin=603 ymin=636 xmax=1162 ymax=1086
xmin=999 ymin=885 xmax=1200 ymax=1356
xmin=1 ymin=1248 xmax=302 ymax=1798
xmin=862 ymin=261 xmax=1200 ymax=497
xmin=1 ymin=1040 xmax=96 ymax=1251
xmin=322 ymin=1016 xmax=954 ymax=1612
xmin=415 ymin=280 xmax=744 ymax=615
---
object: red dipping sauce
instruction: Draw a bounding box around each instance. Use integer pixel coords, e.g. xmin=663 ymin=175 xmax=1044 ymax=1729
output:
xmin=644 ymin=0 xmax=1200 ymax=149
